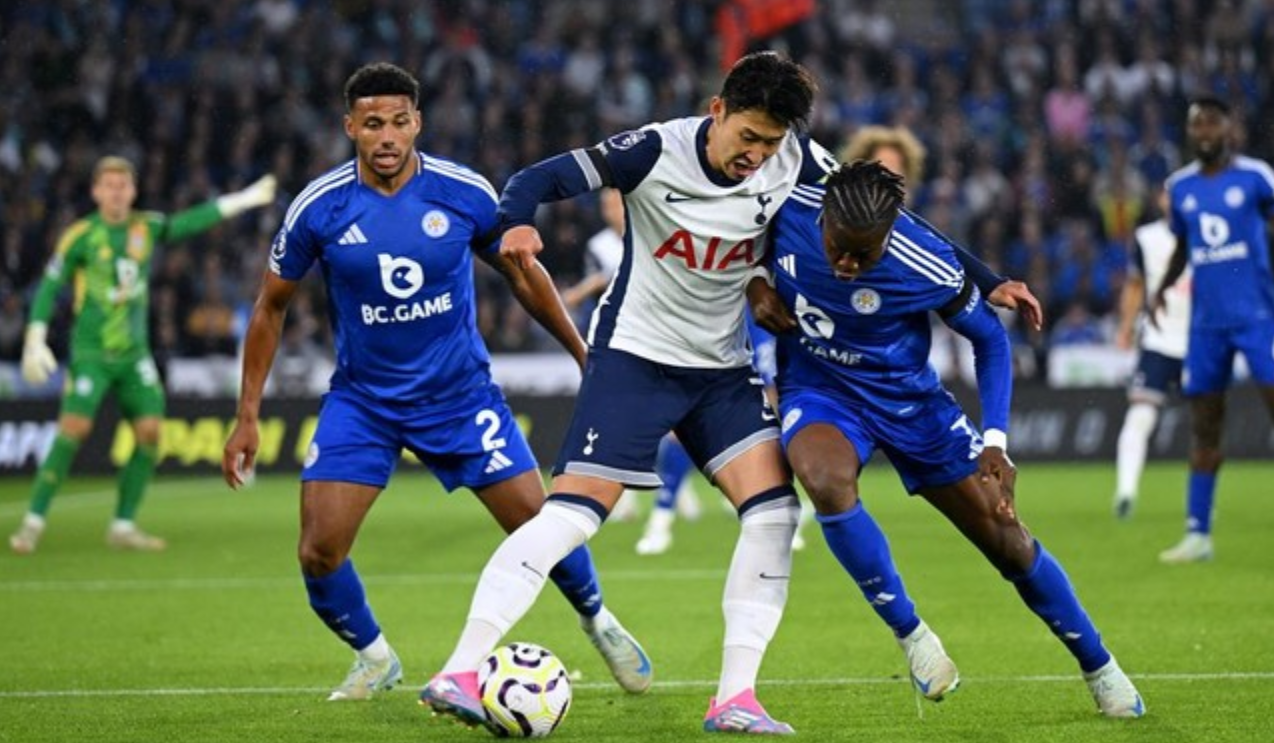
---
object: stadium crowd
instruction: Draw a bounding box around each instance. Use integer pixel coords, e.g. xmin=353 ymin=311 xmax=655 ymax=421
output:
xmin=2 ymin=0 xmax=1272 ymax=389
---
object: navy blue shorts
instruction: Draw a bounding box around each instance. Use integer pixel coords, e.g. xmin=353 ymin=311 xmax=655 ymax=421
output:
xmin=779 ymin=386 xmax=980 ymax=494
xmin=302 ymin=385 xmax=536 ymax=492
xmin=553 ymin=348 xmax=779 ymax=488
xmin=1128 ymin=348 xmax=1183 ymax=404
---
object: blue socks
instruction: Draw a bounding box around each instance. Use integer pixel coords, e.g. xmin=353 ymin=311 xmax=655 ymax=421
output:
xmin=819 ymin=501 xmax=1113 ymax=674
xmin=1008 ymin=541 xmax=1110 ymax=673
xmin=817 ymin=503 xmax=920 ymax=638
xmin=654 ymin=437 xmax=694 ymax=510
xmin=550 ymin=544 xmax=603 ymax=619
xmin=1186 ymin=470 xmax=1217 ymax=533
xmin=305 ymin=559 xmax=381 ymax=651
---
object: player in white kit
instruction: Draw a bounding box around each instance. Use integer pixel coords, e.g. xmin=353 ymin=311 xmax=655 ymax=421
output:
xmin=1112 ymin=187 xmax=1191 ymax=519
xmin=422 ymin=51 xmax=820 ymax=735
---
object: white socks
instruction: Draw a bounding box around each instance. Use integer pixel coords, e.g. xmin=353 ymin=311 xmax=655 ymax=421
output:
xmin=442 ymin=501 xmax=600 ymax=673
xmin=717 ymin=498 xmax=800 ymax=702
xmin=359 ymin=633 xmax=392 ymax=663
xmin=1116 ymin=402 xmax=1159 ymax=498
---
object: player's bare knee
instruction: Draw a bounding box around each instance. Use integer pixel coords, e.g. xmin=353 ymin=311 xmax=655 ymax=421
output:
xmin=298 ymin=540 xmax=347 ymax=576
xmin=1189 ymin=445 xmax=1223 ymax=472
xmin=133 ymin=421 xmax=161 ymax=446
xmin=985 ymin=521 xmax=1034 ymax=574
xmin=59 ymin=417 xmax=92 ymax=441
xmin=796 ymin=464 xmax=859 ymax=514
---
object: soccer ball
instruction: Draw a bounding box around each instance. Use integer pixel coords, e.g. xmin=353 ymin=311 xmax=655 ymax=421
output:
xmin=478 ymin=642 xmax=572 ymax=738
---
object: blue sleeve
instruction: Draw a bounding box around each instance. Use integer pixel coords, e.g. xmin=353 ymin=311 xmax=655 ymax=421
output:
xmin=952 ymin=244 xmax=1007 ymax=296
xmin=498 ymin=128 xmax=664 ymax=229
xmin=270 ymin=205 xmax=318 ymax=281
xmin=943 ymin=283 xmax=1012 ymax=434
xmin=468 ymin=182 xmax=502 ymax=254
xmin=498 ymin=151 xmax=600 ymax=229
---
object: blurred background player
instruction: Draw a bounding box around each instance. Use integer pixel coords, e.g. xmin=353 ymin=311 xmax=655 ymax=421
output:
xmin=839 ymin=125 xmax=927 ymax=197
xmin=1111 ymin=186 xmax=1189 ymax=519
xmin=10 ymin=156 xmax=276 ymax=554
xmin=750 ymin=160 xmax=1142 ymax=717
xmin=222 ymin=62 xmax=649 ymax=702
xmin=1155 ymin=96 xmax=1274 ymax=563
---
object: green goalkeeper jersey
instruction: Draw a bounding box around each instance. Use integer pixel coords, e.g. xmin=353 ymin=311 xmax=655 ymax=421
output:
xmin=28 ymin=203 xmax=224 ymax=363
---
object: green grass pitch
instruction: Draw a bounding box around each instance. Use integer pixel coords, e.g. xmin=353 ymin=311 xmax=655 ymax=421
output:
xmin=1 ymin=461 xmax=1271 ymax=742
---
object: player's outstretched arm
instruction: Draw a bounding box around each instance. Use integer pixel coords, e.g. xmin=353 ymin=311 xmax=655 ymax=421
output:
xmin=942 ymin=283 xmax=1014 ymax=492
xmin=223 ymin=271 xmax=297 ymax=489
xmin=164 ymin=174 xmax=279 ymax=244
xmin=987 ymin=281 xmax=1043 ymax=332
xmin=482 ymin=250 xmax=588 ymax=369
xmin=216 ymin=174 xmax=278 ymax=218
xmin=561 ymin=272 xmax=611 ymax=310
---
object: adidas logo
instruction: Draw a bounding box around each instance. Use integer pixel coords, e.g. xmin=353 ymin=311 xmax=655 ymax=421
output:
xmin=778 ymin=254 xmax=796 ymax=278
xmin=337 ymin=223 xmax=368 ymax=245
xmin=484 ymin=450 xmax=514 ymax=474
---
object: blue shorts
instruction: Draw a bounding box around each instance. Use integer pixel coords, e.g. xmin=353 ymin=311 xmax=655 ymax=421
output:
xmin=1128 ymin=349 xmax=1183 ymax=404
xmin=302 ymin=384 xmax=536 ymax=492
xmin=1184 ymin=321 xmax=1274 ymax=395
xmin=779 ymin=387 xmax=979 ymax=494
xmin=553 ymin=348 xmax=779 ymax=488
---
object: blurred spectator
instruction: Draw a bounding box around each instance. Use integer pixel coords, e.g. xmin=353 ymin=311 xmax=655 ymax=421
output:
xmin=0 ymin=289 xmax=24 ymax=362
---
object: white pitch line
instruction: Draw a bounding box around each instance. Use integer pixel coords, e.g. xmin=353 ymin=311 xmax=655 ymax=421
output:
xmin=2 ymin=672 xmax=1272 ymax=699
xmin=0 ymin=569 xmax=726 ymax=593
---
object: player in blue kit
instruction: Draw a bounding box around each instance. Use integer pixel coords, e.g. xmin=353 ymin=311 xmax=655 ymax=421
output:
xmin=220 ymin=63 xmax=649 ymax=703
xmin=1154 ymin=96 xmax=1274 ymax=564
xmin=422 ymin=52 xmax=1039 ymax=735
xmin=747 ymin=160 xmax=1144 ymax=718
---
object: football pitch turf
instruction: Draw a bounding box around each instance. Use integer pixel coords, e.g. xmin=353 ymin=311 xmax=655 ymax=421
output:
xmin=1 ymin=462 xmax=1270 ymax=742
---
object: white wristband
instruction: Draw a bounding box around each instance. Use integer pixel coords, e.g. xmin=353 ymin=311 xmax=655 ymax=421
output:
xmin=983 ymin=428 xmax=1008 ymax=452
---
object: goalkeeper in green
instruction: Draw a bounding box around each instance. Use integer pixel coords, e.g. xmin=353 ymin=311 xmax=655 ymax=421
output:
xmin=10 ymin=156 xmax=276 ymax=554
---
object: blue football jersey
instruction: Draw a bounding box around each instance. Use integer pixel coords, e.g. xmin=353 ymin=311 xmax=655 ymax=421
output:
xmin=1166 ymin=155 xmax=1274 ymax=329
xmin=770 ymin=188 xmax=975 ymax=416
xmin=270 ymin=153 xmax=500 ymax=404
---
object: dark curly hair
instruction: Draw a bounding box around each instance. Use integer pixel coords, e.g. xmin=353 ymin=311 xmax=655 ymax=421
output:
xmin=823 ymin=160 xmax=906 ymax=233
xmin=344 ymin=62 xmax=420 ymax=111
xmin=718 ymin=51 xmax=817 ymax=132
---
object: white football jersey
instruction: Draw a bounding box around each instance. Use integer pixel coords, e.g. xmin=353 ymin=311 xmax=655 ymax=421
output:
xmin=585 ymin=117 xmax=832 ymax=368
xmin=584 ymin=226 xmax=623 ymax=279
xmin=1132 ymin=218 xmax=1190 ymax=358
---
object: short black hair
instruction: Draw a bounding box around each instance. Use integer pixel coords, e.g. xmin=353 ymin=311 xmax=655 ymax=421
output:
xmin=719 ymin=51 xmax=817 ymax=132
xmin=823 ymin=160 xmax=906 ymax=233
xmin=1190 ymin=95 xmax=1232 ymax=117
xmin=344 ymin=62 xmax=420 ymax=111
